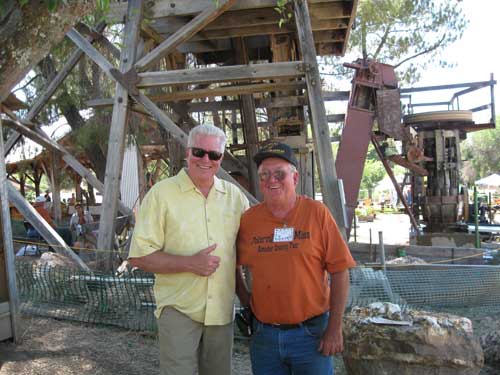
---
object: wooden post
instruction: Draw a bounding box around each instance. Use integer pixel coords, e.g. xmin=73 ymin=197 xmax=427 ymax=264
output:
xmin=134 ymin=0 xmax=236 ymax=71
xmin=49 ymin=151 xmax=62 ymax=223
xmin=0 ymin=119 xmax=20 ymax=343
xmin=7 ymin=183 xmax=90 ymax=271
xmin=240 ymin=95 xmax=260 ymax=197
xmin=293 ymin=0 xmax=346 ymax=235
xmin=67 ymin=24 xmax=257 ymax=204
xmin=234 ymin=37 xmax=260 ymax=198
xmin=97 ymin=0 xmax=143 ymax=269
xmin=1 ymin=117 xmax=132 ymax=216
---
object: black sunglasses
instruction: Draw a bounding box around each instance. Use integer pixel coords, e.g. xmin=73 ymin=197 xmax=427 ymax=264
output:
xmin=190 ymin=147 xmax=223 ymax=161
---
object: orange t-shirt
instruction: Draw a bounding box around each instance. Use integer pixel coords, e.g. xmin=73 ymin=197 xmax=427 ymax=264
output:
xmin=237 ymin=196 xmax=356 ymax=324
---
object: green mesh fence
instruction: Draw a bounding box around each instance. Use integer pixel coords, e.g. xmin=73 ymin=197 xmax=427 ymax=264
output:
xmin=15 ymin=260 xmax=500 ymax=333
xmin=16 ymin=260 xmax=156 ymax=331
xmin=348 ymin=264 xmax=500 ymax=316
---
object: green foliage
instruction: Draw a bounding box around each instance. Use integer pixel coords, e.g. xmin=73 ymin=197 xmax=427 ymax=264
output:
xmin=461 ymin=120 xmax=500 ymax=186
xmin=274 ymin=0 xmax=292 ymax=28
xmin=326 ymin=0 xmax=468 ymax=85
xmin=360 ymin=156 xmax=385 ymax=199
xmin=355 ymin=205 xmax=375 ymax=217
xmin=71 ymin=115 xmax=109 ymax=155
xmin=14 ymin=0 xmax=109 ymax=13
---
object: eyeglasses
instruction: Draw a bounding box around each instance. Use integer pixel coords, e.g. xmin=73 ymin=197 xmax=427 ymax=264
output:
xmin=258 ymin=169 xmax=289 ymax=182
xmin=190 ymin=147 xmax=223 ymax=161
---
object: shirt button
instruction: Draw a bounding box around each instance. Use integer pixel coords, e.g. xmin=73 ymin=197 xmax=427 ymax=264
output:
xmin=208 ymin=295 xmax=212 ymax=300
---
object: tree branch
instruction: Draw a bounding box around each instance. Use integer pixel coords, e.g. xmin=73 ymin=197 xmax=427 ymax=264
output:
xmin=394 ymin=33 xmax=446 ymax=69
xmin=12 ymin=74 xmax=41 ymax=93
xmin=361 ymin=22 xmax=368 ymax=60
xmin=373 ymin=24 xmax=392 ymax=60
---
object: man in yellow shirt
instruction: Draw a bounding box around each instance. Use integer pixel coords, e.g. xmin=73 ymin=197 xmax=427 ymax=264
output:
xmin=129 ymin=124 xmax=249 ymax=375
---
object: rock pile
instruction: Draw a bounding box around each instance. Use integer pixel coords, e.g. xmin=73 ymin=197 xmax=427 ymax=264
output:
xmin=343 ymin=302 xmax=484 ymax=375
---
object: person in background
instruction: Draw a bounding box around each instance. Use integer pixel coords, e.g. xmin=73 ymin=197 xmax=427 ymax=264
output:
xmin=237 ymin=142 xmax=356 ymax=375
xmin=69 ymin=202 xmax=96 ymax=249
xmin=25 ymin=195 xmax=55 ymax=239
xmin=128 ymin=124 xmax=249 ymax=375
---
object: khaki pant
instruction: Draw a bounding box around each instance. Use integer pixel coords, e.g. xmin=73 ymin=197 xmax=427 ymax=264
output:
xmin=158 ymin=307 xmax=233 ymax=375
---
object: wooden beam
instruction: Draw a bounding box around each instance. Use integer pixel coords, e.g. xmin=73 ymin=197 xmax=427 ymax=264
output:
xmin=135 ymin=0 xmax=237 ymax=71
xmin=200 ymin=3 xmax=350 ymax=31
xmin=386 ymin=155 xmax=428 ymax=176
xmin=7 ymin=183 xmax=90 ymax=271
xmin=235 ymin=38 xmax=260 ymax=198
xmin=322 ymin=90 xmax=350 ymax=101
xmin=341 ymin=0 xmax=358 ymax=55
xmin=4 ymin=22 xmax=107 ymax=157
xmin=326 ymin=114 xmax=345 ymax=122
xmin=1 ymin=118 xmax=132 ymax=217
xmin=149 ymin=81 xmax=306 ymax=102
xmin=88 ymin=95 xmax=308 ymax=113
xmin=109 ymin=0 xmax=345 ymax=19
xmin=153 ymin=18 xmax=349 ymax=42
xmin=97 ymin=0 xmax=143 ymax=261
xmin=134 ymin=93 xmax=258 ymax=204
xmin=294 ymin=0 xmax=346 ymax=235
xmin=67 ymin=20 xmax=257 ymax=204
xmin=138 ymin=62 xmax=305 ymax=88
xmin=0 ymin=119 xmax=21 ymax=342
xmin=372 ymin=135 xmax=419 ymax=232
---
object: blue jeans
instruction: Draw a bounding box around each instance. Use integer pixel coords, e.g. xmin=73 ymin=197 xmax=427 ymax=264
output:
xmin=250 ymin=313 xmax=334 ymax=375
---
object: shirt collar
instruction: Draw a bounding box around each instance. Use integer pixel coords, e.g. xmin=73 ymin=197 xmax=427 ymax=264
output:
xmin=178 ymin=168 xmax=226 ymax=194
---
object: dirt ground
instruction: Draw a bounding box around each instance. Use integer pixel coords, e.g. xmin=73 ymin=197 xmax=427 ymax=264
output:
xmin=0 ymin=316 xmax=253 ymax=375
xmin=0 ymin=316 xmax=353 ymax=375
xmin=1 ymin=314 xmax=498 ymax=374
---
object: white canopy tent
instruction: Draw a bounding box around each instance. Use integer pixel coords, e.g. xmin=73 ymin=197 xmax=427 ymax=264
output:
xmin=475 ymin=173 xmax=500 ymax=191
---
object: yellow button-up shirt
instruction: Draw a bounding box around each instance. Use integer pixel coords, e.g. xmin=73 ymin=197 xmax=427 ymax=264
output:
xmin=129 ymin=169 xmax=249 ymax=325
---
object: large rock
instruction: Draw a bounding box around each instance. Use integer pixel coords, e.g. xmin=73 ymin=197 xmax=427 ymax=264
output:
xmin=480 ymin=328 xmax=500 ymax=366
xmin=343 ymin=302 xmax=484 ymax=375
xmin=38 ymin=252 xmax=79 ymax=270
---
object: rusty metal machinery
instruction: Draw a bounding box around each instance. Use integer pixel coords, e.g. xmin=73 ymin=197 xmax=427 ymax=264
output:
xmin=403 ymin=113 xmax=470 ymax=233
xmin=337 ymin=59 xmax=496 ymax=241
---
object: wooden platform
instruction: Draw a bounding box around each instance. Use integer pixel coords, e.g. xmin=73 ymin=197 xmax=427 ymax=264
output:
xmin=108 ymin=0 xmax=357 ymax=62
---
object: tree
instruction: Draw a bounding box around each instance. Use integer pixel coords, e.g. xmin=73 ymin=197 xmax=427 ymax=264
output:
xmin=0 ymin=1 xmax=97 ymax=103
xmin=323 ymin=0 xmax=468 ymax=85
xmin=360 ymin=157 xmax=385 ymax=199
xmin=461 ymin=121 xmax=500 ymax=186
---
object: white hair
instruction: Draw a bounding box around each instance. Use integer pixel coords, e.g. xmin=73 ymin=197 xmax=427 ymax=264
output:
xmin=187 ymin=124 xmax=227 ymax=152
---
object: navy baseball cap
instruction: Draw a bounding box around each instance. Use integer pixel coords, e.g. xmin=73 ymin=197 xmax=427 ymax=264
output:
xmin=253 ymin=142 xmax=298 ymax=167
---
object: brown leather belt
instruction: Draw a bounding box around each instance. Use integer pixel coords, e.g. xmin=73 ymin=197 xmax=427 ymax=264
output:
xmin=263 ymin=313 xmax=326 ymax=330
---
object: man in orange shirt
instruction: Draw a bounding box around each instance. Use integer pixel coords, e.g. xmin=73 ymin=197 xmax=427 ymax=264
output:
xmin=237 ymin=142 xmax=356 ymax=375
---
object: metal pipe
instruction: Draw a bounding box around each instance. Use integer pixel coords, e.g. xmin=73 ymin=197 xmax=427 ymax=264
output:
xmin=369 ymin=228 xmax=373 ymax=262
xmin=490 ymin=73 xmax=496 ymax=124
xmin=379 ymin=231 xmax=386 ymax=272
xmin=371 ymin=135 xmax=419 ymax=232
xmin=474 ymin=186 xmax=480 ymax=248
xmin=353 ymin=211 xmax=357 ymax=243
